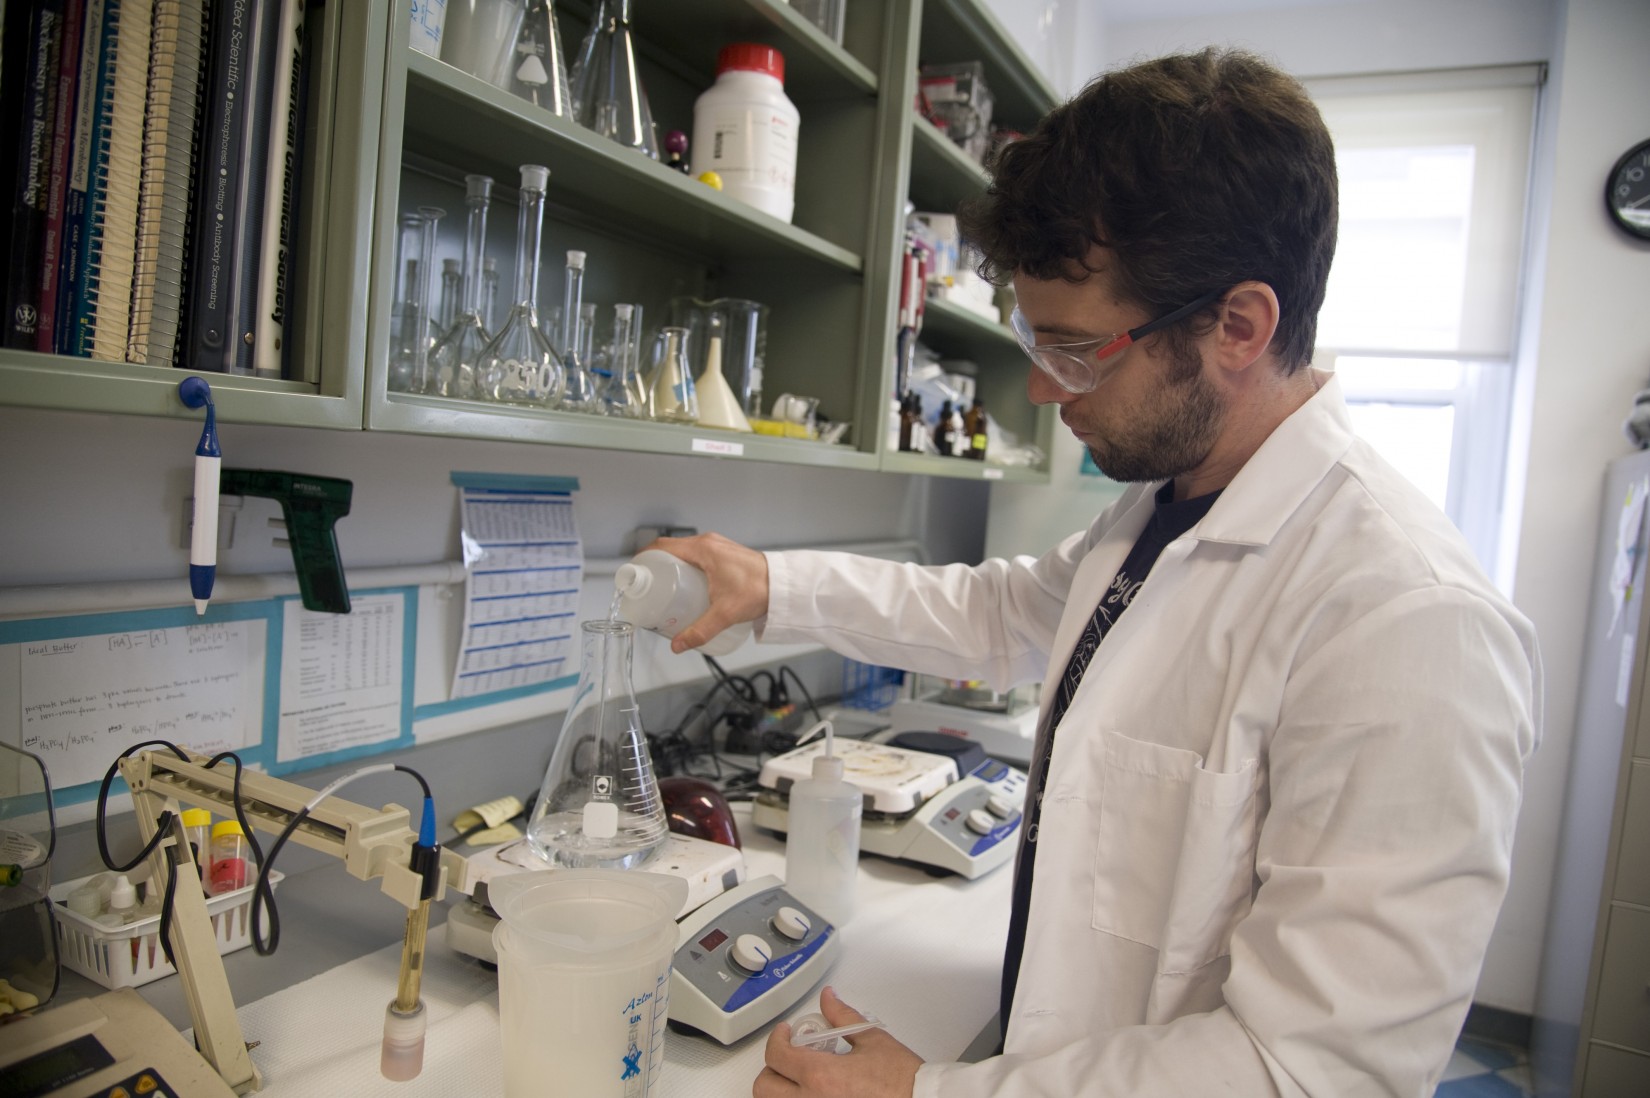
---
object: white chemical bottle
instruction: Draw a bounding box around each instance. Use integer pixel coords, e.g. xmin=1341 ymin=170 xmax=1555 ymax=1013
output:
xmin=691 ymin=43 xmax=800 ymax=223
xmin=615 ymin=548 xmax=752 ymax=657
xmin=784 ymin=721 xmax=861 ymax=926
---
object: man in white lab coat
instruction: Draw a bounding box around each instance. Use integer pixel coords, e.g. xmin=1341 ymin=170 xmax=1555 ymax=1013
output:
xmin=659 ymin=47 xmax=1542 ymax=1098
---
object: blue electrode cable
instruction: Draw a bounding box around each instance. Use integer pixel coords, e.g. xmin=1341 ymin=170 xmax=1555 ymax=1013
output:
xmin=178 ymin=377 xmax=220 ymax=614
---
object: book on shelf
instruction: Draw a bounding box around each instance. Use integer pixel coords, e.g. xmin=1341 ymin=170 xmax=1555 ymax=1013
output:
xmin=4 ymin=1 xmax=66 ymax=350
xmin=252 ymin=0 xmax=306 ymax=379
xmin=37 ymin=0 xmax=88 ymax=354
xmin=129 ymin=0 xmax=207 ymax=367
xmin=88 ymin=0 xmax=153 ymax=364
xmin=60 ymin=0 xmax=119 ymax=358
xmin=182 ymin=0 xmax=283 ymax=376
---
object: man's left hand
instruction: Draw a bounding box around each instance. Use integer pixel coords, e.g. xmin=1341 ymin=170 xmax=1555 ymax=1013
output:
xmin=753 ymin=987 xmax=924 ymax=1098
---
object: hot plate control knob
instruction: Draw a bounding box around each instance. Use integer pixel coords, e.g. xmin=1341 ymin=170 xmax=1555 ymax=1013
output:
xmin=966 ymin=808 xmax=996 ymax=835
xmin=730 ymin=934 xmax=774 ymax=974
xmin=773 ymin=906 xmax=811 ymax=941
xmin=986 ymin=793 xmax=1017 ymax=819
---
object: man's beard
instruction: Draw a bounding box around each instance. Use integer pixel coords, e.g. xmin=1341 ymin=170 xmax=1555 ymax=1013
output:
xmin=1085 ymin=339 xmax=1225 ymax=484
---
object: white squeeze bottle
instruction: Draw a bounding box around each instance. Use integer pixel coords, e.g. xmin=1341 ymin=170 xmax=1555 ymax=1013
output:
xmin=784 ymin=721 xmax=861 ymax=926
xmin=614 ymin=549 xmax=752 ymax=657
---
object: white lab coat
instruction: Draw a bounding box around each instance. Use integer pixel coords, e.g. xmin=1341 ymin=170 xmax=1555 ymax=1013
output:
xmin=759 ymin=375 xmax=1541 ymax=1098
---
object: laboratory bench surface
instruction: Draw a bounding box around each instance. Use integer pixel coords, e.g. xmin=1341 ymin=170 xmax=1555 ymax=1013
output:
xmin=51 ymin=802 xmax=1011 ymax=1096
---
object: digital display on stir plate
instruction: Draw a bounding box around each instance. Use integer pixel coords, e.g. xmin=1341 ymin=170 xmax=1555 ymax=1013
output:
xmin=698 ymin=928 xmax=729 ymax=952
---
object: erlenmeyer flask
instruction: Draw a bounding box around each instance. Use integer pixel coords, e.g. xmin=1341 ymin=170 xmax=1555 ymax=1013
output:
xmin=476 ymin=164 xmax=565 ymax=406
xmin=388 ymin=206 xmax=444 ymax=394
xmin=556 ymin=250 xmax=604 ymax=415
xmin=431 ymin=174 xmax=495 ymax=399
xmin=510 ymin=0 xmax=573 ymax=117
xmin=569 ymin=0 xmax=659 ymax=159
xmin=527 ymin=619 xmax=667 ymax=869
xmin=647 ymin=326 xmax=698 ymax=423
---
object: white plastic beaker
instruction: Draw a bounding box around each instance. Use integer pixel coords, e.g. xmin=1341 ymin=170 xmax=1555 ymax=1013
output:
xmin=491 ymin=869 xmax=688 ymax=1098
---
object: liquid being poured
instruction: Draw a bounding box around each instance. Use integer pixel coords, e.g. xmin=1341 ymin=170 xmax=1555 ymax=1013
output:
xmin=609 ymin=587 xmax=624 ymax=623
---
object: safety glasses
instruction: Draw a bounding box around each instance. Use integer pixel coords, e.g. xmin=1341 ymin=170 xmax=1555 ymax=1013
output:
xmin=1009 ymin=288 xmax=1226 ymax=393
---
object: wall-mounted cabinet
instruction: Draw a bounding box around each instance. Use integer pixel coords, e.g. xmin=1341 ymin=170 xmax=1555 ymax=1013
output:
xmin=0 ymin=0 xmax=1060 ymax=483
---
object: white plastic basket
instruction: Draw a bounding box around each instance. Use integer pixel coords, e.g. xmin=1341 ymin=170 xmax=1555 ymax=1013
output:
xmin=49 ymin=868 xmax=283 ymax=989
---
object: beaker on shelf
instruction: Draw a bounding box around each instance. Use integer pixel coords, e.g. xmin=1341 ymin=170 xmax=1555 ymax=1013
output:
xmin=568 ymin=0 xmax=659 ymax=158
xmin=477 ymin=164 xmax=563 ymax=407
xmin=667 ymin=296 xmax=770 ymax=418
xmin=527 ymin=619 xmax=667 ymax=869
xmin=441 ymin=0 xmax=525 ymax=89
xmin=694 ymin=313 xmax=753 ymax=432
xmin=388 ymin=206 xmax=444 ymax=394
xmin=646 ymin=326 xmax=698 ymax=424
xmin=430 ymin=174 xmax=495 ymax=399
xmin=509 ymin=0 xmax=573 ymax=116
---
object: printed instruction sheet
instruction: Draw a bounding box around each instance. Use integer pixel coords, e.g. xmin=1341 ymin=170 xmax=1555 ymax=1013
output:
xmin=277 ymin=593 xmax=406 ymax=763
xmin=451 ymin=479 xmax=583 ymax=699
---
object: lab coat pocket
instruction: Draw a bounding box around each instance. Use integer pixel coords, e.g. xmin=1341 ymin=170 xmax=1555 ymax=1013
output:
xmin=1090 ymin=730 xmax=1260 ymax=974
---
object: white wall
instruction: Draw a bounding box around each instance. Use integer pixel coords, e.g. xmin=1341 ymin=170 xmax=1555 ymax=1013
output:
xmin=984 ymin=0 xmax=1650 ymax=1017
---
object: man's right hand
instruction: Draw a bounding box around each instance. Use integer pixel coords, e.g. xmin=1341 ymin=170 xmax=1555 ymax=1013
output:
xmin=645 ymin=532 xmax=770 ymax=654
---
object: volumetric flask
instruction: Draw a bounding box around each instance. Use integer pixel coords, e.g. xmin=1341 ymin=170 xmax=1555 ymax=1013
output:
xmin=528 ymin=620 xmax=667 ymax=869
xmin=476 ymin=164 xmax=564 ymax=406
xmin=388 ymin=207 xmax=443 ymax=394
xmin=431 ymin=174 xmax=495 ymax=399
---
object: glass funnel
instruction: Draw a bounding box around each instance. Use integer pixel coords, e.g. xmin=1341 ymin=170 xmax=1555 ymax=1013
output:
xmin=476 ymin=164 xmax=564 ymax=406
xmin=568 ymin=0 xmax=659 ymax=159
xmin=647 ymin=325 xmax=698 ymax=423
xmin=509 ymin=0 xmax=574 ymax=117
xmin=527 ymin=619 xmax=666 ymax=869
xmin=388 ymin=206 xmax=443 ymax=394
xmin=430 ymin=174 xmax=495 ymax=399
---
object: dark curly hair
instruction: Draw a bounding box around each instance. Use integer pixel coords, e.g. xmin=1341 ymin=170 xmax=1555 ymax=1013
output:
xmin=958 ymin=48 xmax=1337 ymax=372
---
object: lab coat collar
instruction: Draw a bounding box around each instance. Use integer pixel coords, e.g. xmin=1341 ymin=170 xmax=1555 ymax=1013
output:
xmin=1189 ymin=371 xmax=1355 ymax=548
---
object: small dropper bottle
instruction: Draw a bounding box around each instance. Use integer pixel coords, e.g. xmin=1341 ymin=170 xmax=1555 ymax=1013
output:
xmin=783 ymin=721 xmax=861 ymax=926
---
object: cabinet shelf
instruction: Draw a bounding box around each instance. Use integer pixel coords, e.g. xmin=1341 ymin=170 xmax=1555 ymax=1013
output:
xmin=404 ymin=51 xmax=863 ymax=274
xmin=908 ymin=114 xmax=991 ymax=213
xmin=921 ymin=294 xmax=1015 ymax=350
xmin=368 ymin=390 xmax=879 ymax=470
xmin=0 ymin=349 xmax=362 ymax=428
xmin=881 ymin=449 xmax=1046 ymax=483
xmin=919 ymin=0 xmax=1061 ymax=128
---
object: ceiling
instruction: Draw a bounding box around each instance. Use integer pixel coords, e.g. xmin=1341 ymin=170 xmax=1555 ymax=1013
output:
xmin=1097 ymin=0 xmax=1363 ymax=25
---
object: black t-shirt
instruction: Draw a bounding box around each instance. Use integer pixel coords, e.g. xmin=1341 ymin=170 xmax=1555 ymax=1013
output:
xmin=999 ymin=481 xmax=1222 ymax=1032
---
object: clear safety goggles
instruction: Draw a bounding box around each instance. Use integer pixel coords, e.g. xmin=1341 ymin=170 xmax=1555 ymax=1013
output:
xmin=1009 ymin=288 xmax=1226 ymax=394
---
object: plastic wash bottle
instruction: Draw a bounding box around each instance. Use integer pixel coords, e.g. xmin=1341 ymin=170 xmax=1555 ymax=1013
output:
xmin=614 ymin=548 xmax=753 ymax=657
xmin=784 ymin=720 xmax=861 ymax=926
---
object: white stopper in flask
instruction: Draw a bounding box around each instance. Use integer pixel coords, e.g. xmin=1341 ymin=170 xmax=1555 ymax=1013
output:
xmin=519 ymin=163 xmax=550 ymax=193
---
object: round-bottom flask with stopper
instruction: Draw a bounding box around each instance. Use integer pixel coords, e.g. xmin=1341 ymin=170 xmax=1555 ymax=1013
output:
xmin=526 ymin=619 xmax=666 ymax=868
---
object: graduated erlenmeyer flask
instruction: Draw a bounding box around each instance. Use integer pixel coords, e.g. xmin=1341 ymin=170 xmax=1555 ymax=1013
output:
xmin=431 ymin=174 xmax=495 ymax=399
xmin=556 ymin=250 xmax=604 ymax=415
xmin=569 ymin=0 xmax=659 ymax=158
xmin=476 ymin=164 xmax=564 ymax=406
xmin=510 ymin=0 xmax=573 ymax=116
xmin=388 ymin=206 xmax=443 ymax=393
xmin=527 ymin=619 xmax=667 ymax=869
xmin=647 ymin=325 xmax=698 ymax=423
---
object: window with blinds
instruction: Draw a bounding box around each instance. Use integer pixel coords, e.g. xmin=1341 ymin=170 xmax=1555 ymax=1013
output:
xmin=1307 ymin=65 xmax=1542 ymax=576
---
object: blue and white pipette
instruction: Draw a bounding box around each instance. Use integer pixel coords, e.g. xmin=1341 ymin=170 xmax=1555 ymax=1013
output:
xmin=179 ymin=377 xmax=220 ymax=615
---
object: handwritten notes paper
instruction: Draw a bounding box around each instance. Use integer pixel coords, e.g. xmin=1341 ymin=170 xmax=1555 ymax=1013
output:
xmin=451 ymin=481 xmax=583 ymax=699
xmin=20 ymin=623 xmax=257 ymax=788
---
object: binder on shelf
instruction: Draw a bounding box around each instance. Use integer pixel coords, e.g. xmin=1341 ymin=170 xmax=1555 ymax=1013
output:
xmin=130 ymin=0 xmax=208 ymax=367
xmin=183 ymin=0 xmax=282 ymax=375
xmin=37 ymin=0 xmax=89 ymax=355
xmin=62 ymin=0 xmax=120 ymax=358
xmin=88 ymin=0 xmax=153 ymax=364
xmin=252 ymin=0 xmax=307 ymax=379
xmin=4 ymin=1 xmax=66 ymax=351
